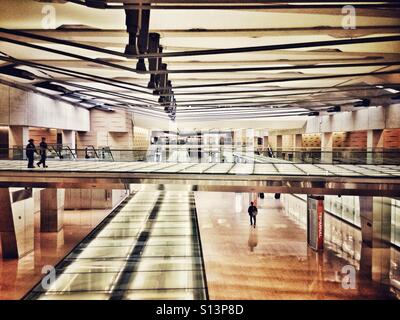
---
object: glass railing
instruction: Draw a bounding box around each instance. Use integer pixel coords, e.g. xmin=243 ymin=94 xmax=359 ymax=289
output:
xmin=1 ymin=146 xmax=400 ymax=165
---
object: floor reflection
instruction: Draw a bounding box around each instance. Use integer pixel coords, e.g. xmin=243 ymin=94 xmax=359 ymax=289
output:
xmin=195 ymin=192 xmax=399 ymax=300
xmin=0 ymin=209 xmax=109 ymax=300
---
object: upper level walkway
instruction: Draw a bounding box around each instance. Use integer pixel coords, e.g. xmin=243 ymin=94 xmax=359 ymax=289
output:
xmin=0 ymin=159 xmax=399 ymax=196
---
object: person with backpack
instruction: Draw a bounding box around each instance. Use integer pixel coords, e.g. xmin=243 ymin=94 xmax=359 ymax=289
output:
xmin=26 ymin=139 xmax=38 ymax=168
xmin=248 ymin=201 xmax=258 ymax=228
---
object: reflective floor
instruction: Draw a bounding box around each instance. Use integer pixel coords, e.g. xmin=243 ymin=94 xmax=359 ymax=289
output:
xmin=4 ymin=190 xmax=400 ymax=300
xmin=0 ymin=208 xmax=110 ymax=300
xmin=195 ymin=192 xmax=399 ymax=299
xmin=26 ymin=188 xmax=207 ymax=300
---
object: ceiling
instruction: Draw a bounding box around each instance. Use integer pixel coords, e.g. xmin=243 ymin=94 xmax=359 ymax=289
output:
xmin=0 ymin=0 xmax=399 ymax=129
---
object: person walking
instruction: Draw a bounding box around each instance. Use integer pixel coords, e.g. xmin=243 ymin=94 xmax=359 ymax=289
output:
xmin=37 ymin=137 xmax=48 ymax=168
xmin=26 ymin=139 xmax=38 ymax=168
xmin=248 ymin=201 xmax=258 ymax=228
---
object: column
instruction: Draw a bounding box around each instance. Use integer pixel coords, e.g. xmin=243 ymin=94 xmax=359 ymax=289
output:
xmin=0 ymin=188 xmax=34 ymax=259
xmin=276 ymin=135 xmax=282 ymax=159
xmin=359 ymin=196 xmax=392 ymax=284
xmin=40 ymin=188 xmax=65 ymax=232
xmin=276 ymin=135 xmax=282 ymax=151
xmin=62 ymin=130 xmax=76 ymax=149
xmin=367 ymin=129 xmax=383 ymax=164
xmin=321 ymin=132 xmax=333 ymax=164
xmin=245 ymin=129 xmax=254 ymax=162
xmin=8 ymin=125 xmax=29 ymax=160
xmin=294 ymin=134 xmax=303 ymax=162
xmin=307 ymin=195 xmax=324 ymax=251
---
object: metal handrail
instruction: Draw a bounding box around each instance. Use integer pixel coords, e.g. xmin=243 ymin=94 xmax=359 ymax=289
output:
xmin=2 ymin=146 xmax=400 ymax=165
xmin=85 ymin=145 xmax=99 ymax=159
xmin=64 ymin=145 xmax=76 ymax=159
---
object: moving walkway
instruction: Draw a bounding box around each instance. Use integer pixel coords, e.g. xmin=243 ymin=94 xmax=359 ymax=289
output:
xmin=25 ymin=188 xmax=208 ymax=300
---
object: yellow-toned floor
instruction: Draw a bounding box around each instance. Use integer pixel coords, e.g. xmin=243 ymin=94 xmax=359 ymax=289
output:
xmin=0 ymin=192 xmax=398 ymax=300
xmin=0 ymin=209 xmax=109 ymax=300
xmin=195 ymin=192 xmax=398 ymax=300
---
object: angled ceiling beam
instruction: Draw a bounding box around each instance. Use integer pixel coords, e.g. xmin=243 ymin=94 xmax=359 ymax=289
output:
xmin=171 ymin=69 xmax=400 ymax=89
xmin=1 ymin=28 xmax=399 ymax=60
xmin=16 ymin=26 xmax=400 ymax=40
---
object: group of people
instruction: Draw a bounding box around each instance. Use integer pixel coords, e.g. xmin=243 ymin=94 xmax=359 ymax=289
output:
xmin=26 ymin=137 xmax=48 ymax=168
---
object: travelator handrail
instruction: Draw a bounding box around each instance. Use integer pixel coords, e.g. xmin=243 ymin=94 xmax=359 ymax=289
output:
xmin=85 ymin=145 xmax=99 ymax=159
xmin=64 ymin=145 xmax=77 ymax=159
xmin=2 ymin=147 xmax=400 ymax=165
xmin=85 ymin=145 xmax=114 ymax=161
xmin=9 ymin=144 xmax=76 ymax=160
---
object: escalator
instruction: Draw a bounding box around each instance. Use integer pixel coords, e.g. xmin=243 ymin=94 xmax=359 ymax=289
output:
xmin=25 ymin=187 xmax=208 ymax=300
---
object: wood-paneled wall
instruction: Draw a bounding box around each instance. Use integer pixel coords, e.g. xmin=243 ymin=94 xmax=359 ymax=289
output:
xmin=28 ymin=128 xmax=57 ymax=144
xmin=332 ymin=131 xmax=368 ymax=149
xmin=282 ymin=135 xmax=294 ymax=150
xmin=382 ymin=128 xmax=400 ymax=149
xmin=301 ymin=133 xmax=321 ymax=149
xmin=64 ymin=189 xmax=113 ymax=210
xmin=133 ymin=126 xmax=150 ymax=150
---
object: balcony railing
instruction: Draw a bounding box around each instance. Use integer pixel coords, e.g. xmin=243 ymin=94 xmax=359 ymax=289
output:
xmin=1 ymin=145 xmax=400 ymax=165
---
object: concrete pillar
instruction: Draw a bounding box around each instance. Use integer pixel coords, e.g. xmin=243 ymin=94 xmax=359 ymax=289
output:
xmin=294 ymin=134 xmax=303 ymax=162
xmin=367 ymin=129 xmax=383 ymax=164
xmin=62 ymin=130 xmax=76 ymax=150
xmin=276 ymin=135 xmax=282 ymax=151
xmin=294 ymin=134 xmax=302 ymax=150
xmin=40 ymin=189 xmax=65 ymax=232
xmin=321 ymin=132 xmax=333 ymax=164
xmin=8 ymin=126 xmax=29 ymax=160
xmin=275 ymin=135 xmax=283 ymax=159
xmin=263 ymin=136 xmax=269 ymax=148
xmin=359 ymin=196 xmax=392 ymax=284
xmin=0 ymin=188 xmax=34 ymax=259
xmin=245 ymin=129 xmax=254 ymax=161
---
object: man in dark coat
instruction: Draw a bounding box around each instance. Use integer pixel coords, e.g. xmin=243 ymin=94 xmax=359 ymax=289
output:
xmin=37 ymin=137 xmax=48 ymax=168
xmin=26 ymin=139 xmax=37 ymax=168
xmin=248 ymin=201 xmax=258 ymax=228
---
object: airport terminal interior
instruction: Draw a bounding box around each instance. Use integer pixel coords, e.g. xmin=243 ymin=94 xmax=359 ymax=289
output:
xmin=0 ymin=0 xmax=400 ymax=300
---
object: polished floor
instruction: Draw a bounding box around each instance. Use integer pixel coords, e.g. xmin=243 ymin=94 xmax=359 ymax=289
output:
xmin=195 ymin=192 xmax=399 ymax=300
xmin=0 ymin=208 xmax=109 ymax=300
xmin=2 ymin=191 xmax=399 ymax=300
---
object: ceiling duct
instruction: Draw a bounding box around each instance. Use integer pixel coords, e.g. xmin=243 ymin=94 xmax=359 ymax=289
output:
xmin=124 ymin=4 xmax=151 ymax=71
xmin=327 ymin=106 xmax=341 ymax=113
xmin=353 ymin=98 xmax=371 ymax=107
xmin=34 ymin=81 xmax=71 ymax=94
xmin=0 ymin=65 xmax=36 ymax=80
xmin=147 ymin=33 xmax=161 ymax=89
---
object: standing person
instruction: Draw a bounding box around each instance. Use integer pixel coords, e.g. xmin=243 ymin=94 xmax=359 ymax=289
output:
xmin=248 ymin=201 xmax=258 ymax=228
xmin=37 ymin=137 xmax=48 ymax=168
xmin=26 ymin=139 xmax=37 ymax=168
